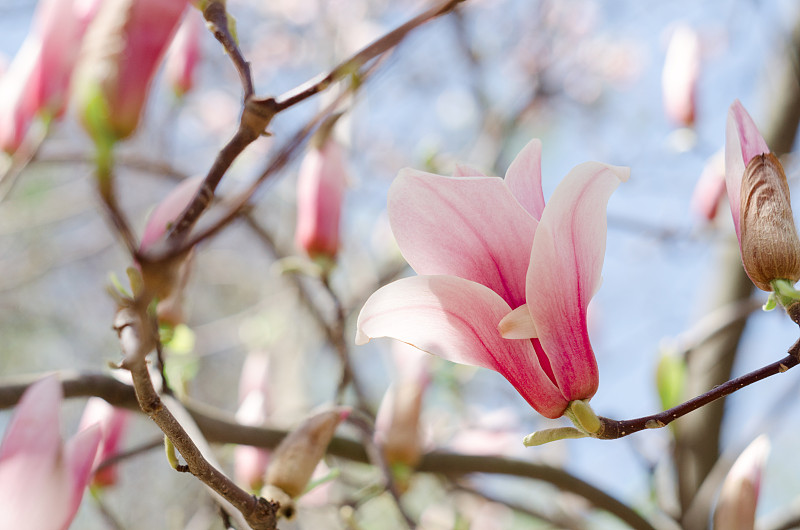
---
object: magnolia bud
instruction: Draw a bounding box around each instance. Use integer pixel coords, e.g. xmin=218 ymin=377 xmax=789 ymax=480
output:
xmin=262 ymin=408 xmax=349 ymax=518
xmin=739 ymin=153 xmax=800 ymax=291
xmin=73 ymin=0 xmax=189 ymax=144
xmin=375 ymin=382 xmax=425 ymax=469
xmin=713 ymin=436 xmax=769 ymax=530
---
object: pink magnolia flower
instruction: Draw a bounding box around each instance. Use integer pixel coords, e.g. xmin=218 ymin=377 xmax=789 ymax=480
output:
xmin=0 ymin=0 xmax=101 ymax=153
xmin=234 ymin=352 xmax=272 ymax=491
xmin=713 ymin=436 xmax=770 ymax=530
xmin=165 ymin=9 xmax=204 ymax=97
xmin=78 ymin=397 xmax=131 ymax=488
xmin=374 ymin=343 xmax=431 ymax=469
xmin=662 ymin=24 xmax=700 ymax=127
xmin=139 ymin=175 xmax=203 ymax=306
xmin=725 ymin=100 xmax=800 ymax=291
xmin=295 ymin=138 xmax=348 ymax=260
xmin=690 ymin=150 xmax=725 ymax=222
xmin=356 ymin=140 xmax=629 ymax=419
xmin=73 ymin=0 xmax=190 ymax=143
xmin=0 ymin=377 xmax=101 ymax=529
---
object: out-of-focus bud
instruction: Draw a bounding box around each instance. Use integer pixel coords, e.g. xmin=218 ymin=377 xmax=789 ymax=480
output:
xmin=0 ymin=0 xmax=101 ymax=153
xmin=139 ymin=176 xmax=203 ymax=302
xmin=0 ymin=377 xmax=102 ymax=529
xmin=295 ymin=119 xmax=348 ymax=262
xmin=725 ymin=100 xmax=800 ymax=291
xmin=165 ymin=10 xmax=204 ymax=98
xmin=713 ymin=436 xmax=770 ymax=530
xmin=78 ymin=397 xmax=131 ymax=488
xmin=375 ymin=382 xmax=426 ymax=470
xmin=374 ymin=342 xmax=431 ymax=473
xmin=234 ymin=352 xmax=271 ymax=491
xmin=690 ymin=150 xmax=725 ymax=223
xmin=662 ymin=23 xmax=700 ymax=128
xmin=73 ymin=0 xmax=189 ymax=145
xmin=262 ymin=407 xmax=349 ymax=519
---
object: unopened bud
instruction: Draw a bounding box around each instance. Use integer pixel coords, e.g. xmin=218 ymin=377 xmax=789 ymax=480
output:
xmin=713 ymin=436 xmax=769 ymax=530
xmin=262 ymin=407 xmax=349 ymax=518
xmin=739 ymin=153 xmax=800 ymax=291
xmin=375 ymin=382 xmax=425 ymax=468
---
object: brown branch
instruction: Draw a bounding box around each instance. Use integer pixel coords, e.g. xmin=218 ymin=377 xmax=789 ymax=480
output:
xmin=202 ymin=1 xmax=254 ymax=99
xmin=596 ymin=354 xmax=799 ymax=440
xmin=0 ymin=371 xmax=653 ymax=529
xmin=273 ymin=0 xmax=467 ymax=112
xmin=113 ymin=301 xmax=278 ymax=530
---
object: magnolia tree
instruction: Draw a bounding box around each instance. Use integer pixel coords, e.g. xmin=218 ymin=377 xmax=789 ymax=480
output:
xmin=1 ymin=0 xmax=800 ymax=529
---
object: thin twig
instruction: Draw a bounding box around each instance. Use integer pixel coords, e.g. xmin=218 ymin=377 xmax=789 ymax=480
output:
xmin=202 ymin=1 xmax=254 ymax=99
xmin=113 ymin=300 xmax=278 ymax=530
xmin=596 ymin=354 xmax=799 ymax=439
xmin=1 ymin=371 xmax=654 ymax=529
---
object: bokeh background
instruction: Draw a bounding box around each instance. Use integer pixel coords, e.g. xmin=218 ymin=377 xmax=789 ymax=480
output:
xmin=1 ymin=0 xmax=800 ymax=528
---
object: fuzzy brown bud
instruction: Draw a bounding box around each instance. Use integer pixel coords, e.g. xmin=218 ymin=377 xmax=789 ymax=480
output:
xmin=739 ymin=153 xmax=800 ymax=291
xmin=262 ymin=408 xmax=348 ymax=518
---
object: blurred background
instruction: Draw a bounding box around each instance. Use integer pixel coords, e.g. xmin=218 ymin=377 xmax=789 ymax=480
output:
xmin=1 ymin=0 xmax=800 ymax=528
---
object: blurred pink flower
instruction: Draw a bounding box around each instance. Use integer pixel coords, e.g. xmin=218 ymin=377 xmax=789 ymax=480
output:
xmin=165 ymin=9 xmax=204 ymax=97
xmin=140 ymin=175 xmax=204 ymax=252
xmin=234 ymin=352 xmax=272 ymax=491
xmin=78 ymin=397 xmax=131 ymax=488
xmin=295 ymin=138 xmax=347 ymax=260
xmin=0 ymin=0 xmax=101 ymax=153
xmin=375 ymin=344 xmax=431 ymax=469
xmin=357 ymin=140 xmax=628 ymax=419
xmin=725 ymin=100 xmax=800 ymax=291
xmin=690 ymin=150 xmax=725 ymax=222
xmin=0 ymin=377 xmax=101 ymax=530
xmin=73 ymin=0 xmax=190 ymax=143
xmin=714 ymin=436 xmax=770 ymax=530
xmin=662 ymin=24 xmax=700 ymax=127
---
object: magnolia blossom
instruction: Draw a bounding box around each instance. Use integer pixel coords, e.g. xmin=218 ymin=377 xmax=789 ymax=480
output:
xmin=165 ymin=9 xmax=204 ymax=97
xmin=662 ymin=24 xmax=700 ymax=127
xmin=725 ymin=100 xmax=800 ymax=291
xmin=691 ymin=150 xmax=725 ymax=222
xmin=357 ymin=140 xmax=628 ymax=419
xmin=139 ymin=175 xmax=203 ymax=307
xmin=713 ymin=436 xmax=770 ymax=530
xmin=374 ymin=343 xmax=431 ymax=469
xmin=234 ymin=352 xmax=272 ymax=491
xmin=73 ymin=0 xmax=190 ymax=143
xmin=0 ymin=0 xmax=101 ymax=152
xmin=0 ymin=377 xmax=101 ymax=529
xmin=295 ymin=138 xmax=348 ymax=260
xmin=78 ymin=397 xmax=131 ymax=488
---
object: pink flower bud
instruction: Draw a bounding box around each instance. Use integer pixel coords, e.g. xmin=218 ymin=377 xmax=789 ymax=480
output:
xmin=139 ymin=176 xmax=203 ymax=302
xmin=263 ymin=407 xmax=349 ymax=518
xmin=234 ymin=352 xmax=271 ymax=491
xmin=295 ymin=138 xmax=348 ymax=260
xmin=165 ymin=9 xmax=204 ymax=97
xmin=73 ymin=0 xmax=189 ymax=143
xmin=725 ymin=100 xmax=800 ymax=291
xmin=78 ymin=397 xmax=131 ymax=488
xmin=713 ymin=436 xmax=769 ymax=530
xmin=690 ymin=150 xmax=725 ymax=222
xmin=0 ymin=0 xmax=101 ymax=153
xmin=662 ymin=24 xmax=700 ymax=127
xmin=0 ymin=377 xmax=102 ymax=529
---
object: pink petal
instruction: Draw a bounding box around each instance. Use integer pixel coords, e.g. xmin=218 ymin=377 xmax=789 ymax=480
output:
xmin=0 ymin=376 xmax=63 ymax=461
xmin=504 ymin=139 xmax=546 ymax=219
xmin=356 ymin=275 xmax=567 ymax=418
xmin=140 ymin=175 xmax=204 ymax=251
xmin=389 ymin=169 xmax=537 ymax=308
xmin=725 ymin=101 xmax=769 ymax=241
xmin=498 ymin=304 xmax=539 ymax=339
xmin=453 ymin=164 xmax=487 ymax=178
xmin=527 ymin=162 xmax=629 ymax=401
xmin=64 ymin=424 xmax=102 ymax=524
